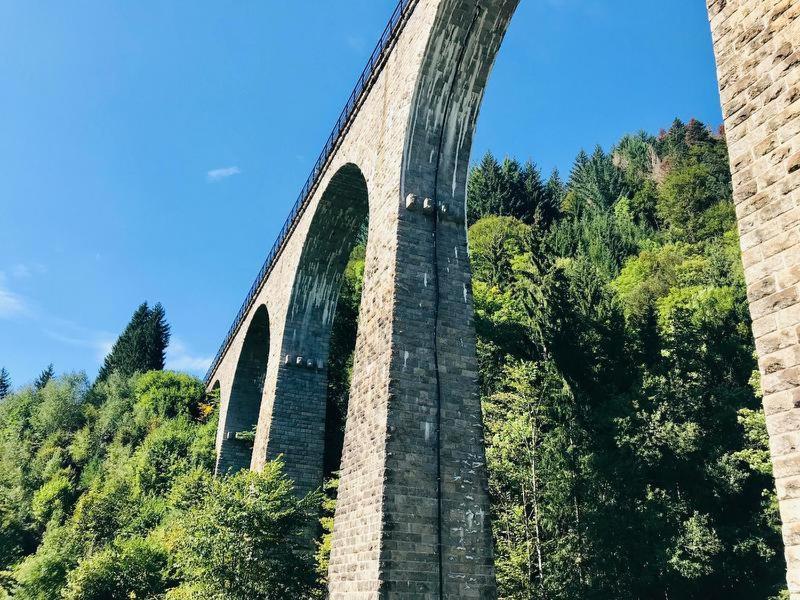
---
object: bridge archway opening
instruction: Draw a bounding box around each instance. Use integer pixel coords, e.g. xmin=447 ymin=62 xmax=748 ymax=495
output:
xmin=279 ymin=162 xmax=369 ymax=487
xmin=216 ymin=304 xmax=270 ymax=475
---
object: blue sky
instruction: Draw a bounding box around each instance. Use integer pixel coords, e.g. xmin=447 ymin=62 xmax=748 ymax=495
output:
xmin=0 ymin=0 xmax=723 ymax=386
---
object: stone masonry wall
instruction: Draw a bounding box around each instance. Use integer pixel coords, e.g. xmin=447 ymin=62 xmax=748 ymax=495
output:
xmin=205 ymin=0 xmax=517 ymax=595
xmin=204 ymin=0 xmax=800 ymax=596
xmin=264 ymin=165 xmax=369 ymax=495
xmin=707 ymin=0 xmax=800 ymax=595
xmin=215 ymin=304 xmax=269 ymax=475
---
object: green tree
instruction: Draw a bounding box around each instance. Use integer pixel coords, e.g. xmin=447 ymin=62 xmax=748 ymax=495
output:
xmin=468 ymin=216 xmax=530 ymax=288
xmin=545 ymin=169 xmax=566 ymax=214
xmin=469 ymin=119 xmax=785 ymax=598
xmin=657 ymin=163 xmax=734 ymax=242
xmin=0 ymin=368 xmax=10 ymax=399
xmin=174 ymin=463 xmax=321 ymax=599
xmin=33 ymin=365 xmax=54 ymax=391
xmin=63 ymin=537 xmax=171 ymax=600
xmin=467 ymin=152 xmax=552 ymax=226
xmin=564 ymin=146 xmax=627 ymax=213
xmin=96 ymin=302 xmax=171 ymax=383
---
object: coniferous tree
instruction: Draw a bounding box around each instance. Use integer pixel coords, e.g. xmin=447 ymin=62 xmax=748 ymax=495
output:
xmin=468 ymin=152 xmax=542 ymax=226
xmin=522 ymin=160 xmax=559 ymax=229
xmin=545 ymin=168 xmax=566 ymax=214
xmin=145 ymin=303 xmax=170 ymax=372
xmin=0 ymin=367 xmax=10 ymax=399
xmin=566 ymin=146 xmax=628 ymax=212
xmin=468 ymin=151 xmax=506 ymax=226
xmin=657 ymin=118 xmax=689 ymax=159
xmin=34 ymin=363 xmax=55 ymax=390
xmin=96 ymin=302 xmax=171 ymax=383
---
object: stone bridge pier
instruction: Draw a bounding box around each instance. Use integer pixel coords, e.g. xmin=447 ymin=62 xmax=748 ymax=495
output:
xmin=708 ymin=0 xmax=800 ymax=596
xmin=204 ymin=0 xmax=800 ymax=596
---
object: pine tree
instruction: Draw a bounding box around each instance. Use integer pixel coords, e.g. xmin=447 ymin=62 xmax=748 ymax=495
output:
xmin=0 ymin=368 xmax=10 ymax=399
xmin=146 ymin=303 xmax=170 ymax=372
xmin=467 ymin=152 xmax=551 ymax=226
xmin=522 ymin=161 xmax=561 ymax=229
xmin=467 ymin=152 xmax=507 ymax=225
xmin=96 ymin=302 xmax=171 ymax=383
xmin=657 ymin=118 xmax=689 ymax=159
xmin=545 ymin=169 xmax=566 ymax=215
xmin=566 ymin=146 xmax=627 ymax=212
xmin=34 ymin=363 xmax=55 ymax=390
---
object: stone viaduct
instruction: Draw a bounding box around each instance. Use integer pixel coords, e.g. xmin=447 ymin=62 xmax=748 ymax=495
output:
xmin=204 ymin=0 xmax=800 ymax=596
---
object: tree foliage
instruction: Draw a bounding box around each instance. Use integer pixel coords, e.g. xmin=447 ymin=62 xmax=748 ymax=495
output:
xmin=465 ymin=119 xmax=785 ymax=599
xmin=467 ymin=152 xmax=560 ymax=228
xmin=0 ymin=365 xmax=319 ymax=598
xmin=0 ymin=368 xmax=10 ymax=400
xmin=96 ymin=302 xmax=171 ymax=383
xmin=174 ymin=464 xmax=320 ymax=599
xmin=0 ymin=118 xmax=786 ymax=600
xmin=33 ymin=365 xmax=54 ymax=392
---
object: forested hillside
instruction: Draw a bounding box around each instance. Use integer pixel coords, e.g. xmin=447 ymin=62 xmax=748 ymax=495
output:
xmin=0 ymin=119 xmax=787 ymax=599
xmin=465 ymin=119 xmax=785 ymax=598
xmin=0 ymin=308 xmax=320 ymax=599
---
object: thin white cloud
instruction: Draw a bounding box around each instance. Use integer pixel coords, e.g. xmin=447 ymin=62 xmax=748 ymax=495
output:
xmin=0 ymin=272 xmax=30 ymax=319
xmin=43 ymin=326 xmax=115 ymax=363
xmin=11 ymin=265 xmax=30 ymax=279
xmin=166 ymin=338 xmax=212 ymax=373
xmin=0 ymin=285 xmax=27 ymax=318
xmin=11 ymin=263 xmax=46 ymax=279
xmin=206 ymin=166 xmax=241 ymax=182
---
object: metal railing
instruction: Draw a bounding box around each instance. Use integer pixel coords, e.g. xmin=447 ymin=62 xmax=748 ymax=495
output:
xmin=205 ymin=0 xmax=417 ymax=384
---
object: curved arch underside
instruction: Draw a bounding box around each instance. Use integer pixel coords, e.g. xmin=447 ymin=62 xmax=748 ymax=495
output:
xmin=216 ymin=304 xmax=270 ymax=475
xmin=287 ymin=163 xmax=369 ymax=360
xmin=261 ymin=163 xmax=369 ymax=494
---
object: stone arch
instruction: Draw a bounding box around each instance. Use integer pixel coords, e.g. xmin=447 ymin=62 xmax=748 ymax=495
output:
xmin=262 ymin=162 xmax=369 ymax=494
xmin=286 ymin=163 xmax=369 ymax=361
xmin=216 ymin=304 xmax=270 ymax=475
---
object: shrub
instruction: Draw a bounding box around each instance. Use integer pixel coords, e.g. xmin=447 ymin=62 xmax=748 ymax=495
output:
xmin=175 ymin=462 xmax=321 ymax=599
xmin=63 ymin=536 xmax=171 ymax=600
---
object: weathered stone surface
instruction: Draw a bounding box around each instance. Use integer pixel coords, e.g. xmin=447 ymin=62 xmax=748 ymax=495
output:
xmin=214 ymin=305 xmax=270 ymax=475
xmin=708 ymin=0 xmax=799 ymax=595
xmin=207 ymin=1 xmax=517 ymax=597
xmin=206 ymin=0 xmax=798 ymax=595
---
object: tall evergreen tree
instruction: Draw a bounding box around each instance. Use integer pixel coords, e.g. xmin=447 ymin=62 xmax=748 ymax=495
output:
xmin=0 ymin=367 xmax=10 ymax=399
xmin=145 ymin=303 xmax=170 ymax=372
xmin=468 ymin=152 xmax=507 ymax=226
xmin=545 ymin=168 xmax=566 ymax=213
xmin=467 ymin=152 xmax=543 ymax=226
xmin=96 ymin=302 xmax=171 ymax=383
xmin=565 ymin=146 xmax=628 ymax=213
xmin=522 ymin=160 xmax=559 ymax=229
xmin=34 ymin=363 xmax=55 ymax=390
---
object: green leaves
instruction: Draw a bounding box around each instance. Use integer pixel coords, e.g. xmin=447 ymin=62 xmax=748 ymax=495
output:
xmin=96 ymin=302 xmax=171 ymax=384
xmin=63 ymin=536 xmax=171 ymax=600
xmin=468 ymin=118 xmax=785 ymax=598
xmin=658 ymin=164 xmax=735 ymax=242
xmin=174 ymin=464 xmax=321 ymax=599
xmin=0 ymin=367 xmax=326 ymax=599
xmin=467 ymin=152 xmax=561 ymax=227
